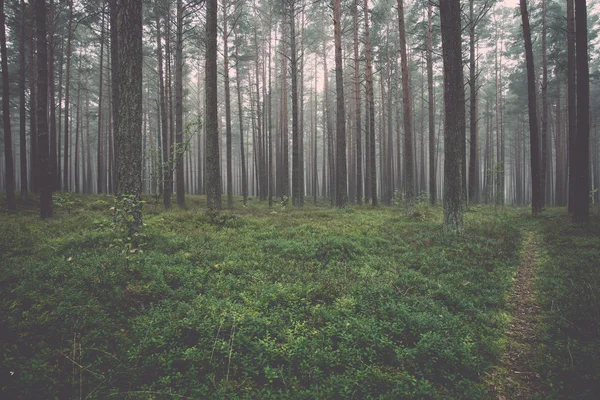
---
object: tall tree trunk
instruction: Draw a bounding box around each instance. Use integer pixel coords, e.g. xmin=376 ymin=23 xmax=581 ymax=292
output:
xmin=333 ymin=0 xmax=347 ymax=208
xmin=467 ymin=0 xmax=478 ymax=204
xmin=440 ymin=0 xmax=464 ymax=233
xmin=555 ymin=73 xmax=565 ymax=206
xmin=29 ymin=5 xmax=37 ymax=194
xmin=427 ymin=2 xmax=435 ymax=205
xmin=48 ymin=0 xmax=57 ymax=191
xmin=34 ymin=0 xmax=52 ymax=218
xmin=74 ymin=55 xmax=82 ymax=193
xmin=573 ymin=0 xmax=590 ymax=222
xmin=0 ymin=0 xmax=15 ymax=210
xmin=206 ymin=0 xmax=221 ymax=211
xmin=353 ymin=0 xmax=362 ymax=205
xmin=281 ymin=14 xmax=289 ymax=200
xmin=364 ymin=0 xmax=376 ymax=206
xmin=290 ymin=0 xmax=302 ymax=207
xmin=63 ymin=0 xmax=73 ymax=191
xmin=113 ymin=0 xmax=143 ymax=230
xmin=520 ymin=0 xmax=542 ymax=216
xmin=175 ymin=0 xmax=185 ymax=207
xmin=19 ymin=0 xmax=27 ymax=200
xmin=234 ymin=26 xmax=248 ymax=205
xmin=398 ymin=0 xmax=413 ymax=212
xmin=223 ymin=0 xmax=233 ymax=208
xmin=567 ymin=0 xmax=576 ymax=213
xmin=156 ymin=5 xmax=171 ymax=208
xmin=97 ymin=5 xmax=105 ymax=194
xmin=541 ymin=0 xmax=548 ymax=207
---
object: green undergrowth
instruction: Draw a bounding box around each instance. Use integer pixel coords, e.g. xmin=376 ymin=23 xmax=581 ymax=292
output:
xmin=0 ymin=194 xmax=537 ymax=399
xmin=532 ymin=208 xmax=600 ymax=399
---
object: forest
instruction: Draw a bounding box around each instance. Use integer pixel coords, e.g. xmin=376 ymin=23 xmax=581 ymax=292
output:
xmin=1 ymin=0 xmax=599 ymax=398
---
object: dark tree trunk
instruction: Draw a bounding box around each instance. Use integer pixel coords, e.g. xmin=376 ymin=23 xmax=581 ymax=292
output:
xmin=19 ymin=0 xmax=27 ymax=200
xmin=112 ymin=0 xmax=143 ymax=230
xmin=440 ymin=0 xmax=465 ymax=233
xmin=63 ymin=0 xmax=73 ymax=191
xmin=567 ymin=0 xmax=576 ymax=213
xmin=223 ymin=1 xmax=233 ymax=208
xmin=333 ymin=0 xmax=347 ymax=208
xmin=398 ymin=0 xmax=413 ymax=212
xmin=467 ymin=0 xmax=478 ymax=204
xmin=97 ymin=6 xmax=105 ymax=194
xmin=206 ymin=0 xmax=221 ymax=211
xmin=155 ymin=5 xmax=171 ymax=208
xmin=541 ymin=0 xmax=549 ymax=206
xmin=48 ymin=0 xmax=57 ymax=191
xmin=34 ymin=0 xmax=52 ymax=218
xmin=520 ymin=0 xmax=542 ymax=216
xmin=175 ymin=0 xmax=185 ymax=208
xmin=572 ymin=0 xmax=590 ymax=222
xmin=234 ymin=26 xmax=248 ymax=206
xmin=427 ymin=2 xmax=436 ymax=205
xmin=290 ymin=1 xmax=303 ymax=207
xmin=353 ymin=0 xmax=362 ymax=205
xmin=1 ymin=0 xmax=15 ymax=210
xmin=364 ymin=0 xmax=376 ymax=206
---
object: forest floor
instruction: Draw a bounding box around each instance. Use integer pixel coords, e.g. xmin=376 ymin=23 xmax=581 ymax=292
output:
xmin=491 ymin=232 xmax=541 ymax=399
xmin=0 ymin=194 xmax=599 ymax=399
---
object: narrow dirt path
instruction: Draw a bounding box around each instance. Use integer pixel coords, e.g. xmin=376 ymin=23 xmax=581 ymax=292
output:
xmin=494 ymin=232 xmax=541 ymax=399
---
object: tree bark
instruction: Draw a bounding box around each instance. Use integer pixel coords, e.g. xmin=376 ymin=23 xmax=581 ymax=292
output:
xmin=1 ymin=0 xmax=15 ymax=210
xmin=364 ymin=0 xmax=376 ymax=206
xmin=112 ymin=0 xmax=143 ymax=230
xmin=97 ymin=5 xmax=105 ymax=194
xmin=572 ymin=0 xmax=590 ymax=222
xmin=398 ymin=0 xmax=413 ymax=212
xmin=440 ymin=0 xmax=465 ymax=233
xmin=333 ymin=0 xmax=347 ymax=208
xmin=353 ymin=0 xmax=362 ymax=205
xmin=206 ymin=0 xmax=221 ymax=211
xmin=19 ymin=0 xmax=27 ymax=200
xmin=175 ymin=0 xmax=185 ymax=208
xmin=34 ymin=0 xmax=52 ymax=218
xmin=520 ymin=0 xmax=542 ymax=216
xmin=567 ymin=0 xmax=576 ymax=213
xmin=427 ymin=2 xmax=435 ymax=205
xmin=63 ymin=0 xmax=73 ymax=191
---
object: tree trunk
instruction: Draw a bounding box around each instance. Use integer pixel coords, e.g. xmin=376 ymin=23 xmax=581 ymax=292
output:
xmin=206 ymin=0 xmax=221 ymax=211
xmin=234 ymin=26 xmax=248 ymax=205
xmin=155 ymin=5 xmax=171 ymax=208
xmin=19 ymin=0 xmax=27 ymax=200
xmin=440 ymin=0 xmax=465 ymax=233
xmin=290 ymin=1 xmax=302 ymax=207
xmin=572 ymin=0 xmax=590 ymax=222
xmin=364 ymin=0 xmax=376 ymax=206
xmin=175 ymin=0 xmax=185 ymax=207
xmin=353 ymin=0 xmax=362 ymax=205
xmin=97 ymin=6 xmax=105 ymax=194
xmin=1 ymin=0 xmax=15 ymax=210
xmin=333 ymin=0 xmax=347 ymax=207
xmin=467 ymin=0 xmax=478 ymax=204
xmin=113 ymin=0 xmax=143 ymax=231
xmin=567 ymin=0 xmax=576 ymax=213
xmin=48 ymin=0 xmax=57 ymax=191
xmin=427 ymin=2 xmax=435 ymax=205
xmin=520 ymin=0 xmax=542 ymax=216
xmin=63 ymin=0 xmax=73 ymax=191
xmin=541 ymin=0 xmax=548 ymax=207
xmin=398 ymin=0 xmax=413 ymax=212
xmin=34 ymin=0 xmax=52 ymax=218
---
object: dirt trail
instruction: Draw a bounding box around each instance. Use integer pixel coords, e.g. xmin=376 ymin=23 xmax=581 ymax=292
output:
xmin=494 ymin=232 xmax=541 ymax=399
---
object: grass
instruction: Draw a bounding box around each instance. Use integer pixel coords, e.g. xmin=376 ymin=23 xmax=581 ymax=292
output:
xmin=0 ymin=194 xmax=598 ymax=399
